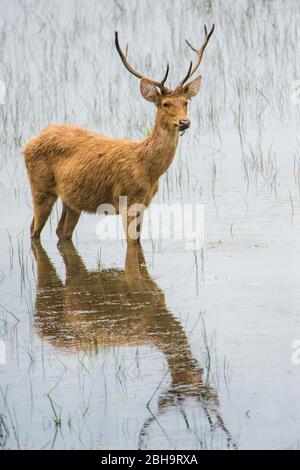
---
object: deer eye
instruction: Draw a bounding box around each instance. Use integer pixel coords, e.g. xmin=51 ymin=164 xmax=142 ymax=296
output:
xmin=163 ymin=102 xmax=170 ymax=108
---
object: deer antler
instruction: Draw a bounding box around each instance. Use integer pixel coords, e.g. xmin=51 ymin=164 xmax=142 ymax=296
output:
xmin=115 ymin=32 xmax=169 ymax=91
xmin=178 ymin=24 xmax=215 ymax=88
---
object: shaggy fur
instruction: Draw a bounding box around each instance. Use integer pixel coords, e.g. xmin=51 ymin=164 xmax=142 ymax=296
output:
xmin=23 ymin=76 xmax=202 ymax=241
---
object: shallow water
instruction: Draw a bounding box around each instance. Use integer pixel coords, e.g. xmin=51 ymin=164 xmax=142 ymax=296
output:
xmin=1 ymin=0 xmax=300 ymax=450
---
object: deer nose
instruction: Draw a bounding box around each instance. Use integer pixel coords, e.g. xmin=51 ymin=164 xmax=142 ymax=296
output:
xmin=178 ymin=119 xmax=190 ymax=131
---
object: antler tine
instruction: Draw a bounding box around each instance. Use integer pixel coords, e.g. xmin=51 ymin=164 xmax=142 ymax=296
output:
xmin=178 ymin=24 xmax=215 ymax=88
xmin=160 ymin=63 xmax=169 ymax=87
xmin=115 ymin=31 xmax=169 ymax=90
xmin=177 ymin=61 xmax=193 ymax=90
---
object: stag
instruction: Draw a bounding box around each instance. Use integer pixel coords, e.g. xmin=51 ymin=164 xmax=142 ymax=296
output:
xmin=23 ymin=26 xmax=214 ymax=242
xmin=32 ymin=240 xmax=235 ymax=449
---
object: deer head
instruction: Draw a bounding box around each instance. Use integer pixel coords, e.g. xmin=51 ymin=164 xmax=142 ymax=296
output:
xmin=115 ymin=25 xmax=215 ymax=133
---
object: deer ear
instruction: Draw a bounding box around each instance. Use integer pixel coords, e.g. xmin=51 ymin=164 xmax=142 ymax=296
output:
xmin=140 ymin=78 xmax=160 ymax=103
xmin=182 ymin=75 xmax=202 ymax=99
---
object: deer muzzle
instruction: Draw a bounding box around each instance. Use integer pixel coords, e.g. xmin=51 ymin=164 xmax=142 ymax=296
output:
xmin=178 ymin=119 xmax=190 ymax=131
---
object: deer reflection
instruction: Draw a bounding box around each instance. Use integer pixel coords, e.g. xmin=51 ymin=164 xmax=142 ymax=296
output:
xmin=32 ymin=241 xmax=236 ymax=449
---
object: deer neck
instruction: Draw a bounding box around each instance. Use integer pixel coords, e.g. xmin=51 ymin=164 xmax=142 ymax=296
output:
xmin=140 ymin=113 xmax=179 ymax=182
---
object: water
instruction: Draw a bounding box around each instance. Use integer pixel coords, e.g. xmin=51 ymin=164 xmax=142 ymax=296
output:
xmin=0 ymin=0 xmax=300 ymax=450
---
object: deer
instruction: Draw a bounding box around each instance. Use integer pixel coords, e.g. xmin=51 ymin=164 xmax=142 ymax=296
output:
xmin=23 ymin=25 xmax=215 ymax=243
xmin=32 ymin=240 xmax=236 ymax=449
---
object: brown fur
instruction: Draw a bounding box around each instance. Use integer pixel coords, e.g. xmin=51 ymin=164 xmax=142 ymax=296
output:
xmin=23 ymin=78 xmax=202 ymax=241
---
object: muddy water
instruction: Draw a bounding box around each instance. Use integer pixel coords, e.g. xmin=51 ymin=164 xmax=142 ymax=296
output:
xmin=1 ymin=0 xmax=300 ymax=450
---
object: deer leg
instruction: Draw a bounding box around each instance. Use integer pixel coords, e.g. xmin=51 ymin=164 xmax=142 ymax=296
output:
xmin=121 ymin=212 xmax=139 ymax=245
xmin=56 ymin=203 xmax=67 ymax=239
xmin=136 ymin=209 xmax=144 ymax=242
xmin=57 ymin=205 xmax=81 ymax=241
xmin=121 ymin=205 xmax=145 ymax=245
xmin=31 ymin=194 xmax=57 ymax=239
